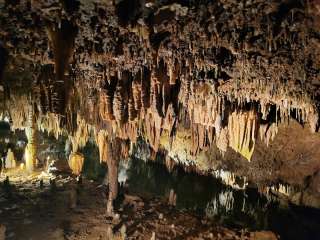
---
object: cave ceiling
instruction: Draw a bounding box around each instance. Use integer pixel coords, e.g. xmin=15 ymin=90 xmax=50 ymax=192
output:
xmin=0 ymin=0 xmax=320 ymax=166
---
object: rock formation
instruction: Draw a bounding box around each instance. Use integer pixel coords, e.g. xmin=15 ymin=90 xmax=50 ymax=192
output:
xmin=25 ymin=107 xmax=37 ymax=173
xmin=0 ymin=0 xmax=320 ymax=208
xmin=68 ymin=152 xmax=84 ymax=175
xmin=5 ymin=148 xmax=16 ymax=169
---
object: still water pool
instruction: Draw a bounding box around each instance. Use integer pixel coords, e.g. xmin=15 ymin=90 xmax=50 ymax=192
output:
xmin=123 ymin=157 xmax=320 ymax=240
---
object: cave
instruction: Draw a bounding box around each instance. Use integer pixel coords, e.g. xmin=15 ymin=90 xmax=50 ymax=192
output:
xmin=0 ymin=0 xmax=320 ymax=239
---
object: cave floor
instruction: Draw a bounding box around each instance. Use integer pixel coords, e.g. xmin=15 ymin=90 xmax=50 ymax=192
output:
xmin=0 ymin=169 xmax=277 ymax=240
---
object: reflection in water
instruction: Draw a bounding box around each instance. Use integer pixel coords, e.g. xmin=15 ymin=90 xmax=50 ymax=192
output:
xmin=125 ymin=157 xmax=320 ymax=240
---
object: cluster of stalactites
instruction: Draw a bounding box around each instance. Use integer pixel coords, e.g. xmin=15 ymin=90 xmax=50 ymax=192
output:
xmin=181 ymin=82 xmax=223 ymax=155
xmin=97 ymin=60 xmax=180 ymax=152
xmin=212 ymin=169 xmax=248 ymax=190
xmin=177 ymin=76 xmax=320 ymax=160
xmin=37 ymin=113 xmax=65 ymax=139
xmin=69 ymin=114 xmax=91 ymax=153
xmin=7 ymin=95 xmax=31 ymax=130
xmin=227 ymin=110 xmax=258 ymax=161
xmin=94 ymin=130 xmax=130 ymax=163
xmin=99 ymin=70 xmax=145 ymax=125
xmin=179 ymin=84 xmax=260 ymax=161
xmin=218 ymin=68 xmax=319 ymax=133
xmin=211 ymin=110 xmax=259 ymax=161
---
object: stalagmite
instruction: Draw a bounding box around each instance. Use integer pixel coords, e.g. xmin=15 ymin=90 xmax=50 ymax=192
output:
xmin=107 ymin=159 xmax=118 ymax=215
xmin=25 ymin=107 xmax=37 ymax=173
xmin=99 ymin=137 xmax=131 ymax=214
xmin=5 ymin=148 xmax=16 ymax=169
xmin=168 ymin=189 xmax=177 ymax=206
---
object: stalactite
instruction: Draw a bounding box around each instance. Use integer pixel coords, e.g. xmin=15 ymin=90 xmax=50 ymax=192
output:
xmin=259 ymin=123 xmax=278 ymax=147
xmin=168 ymin=59 xmax=179 ymax=85
xmin=228 ymin=110 xmax=258 ymax=161
xmin=113 ymin=79 xmax=128 ymax=125
xmin=216 ymin=127 xmax=228 ymax=155
xmin=150 ymin=72 xmax=163 ymax=117
xmin=128 ymin=94 xmax=137 ymax=121
xmin=117 ymin=122 xmax=138 ymax=143
xmin=132 ymin=75 xmax=142 ymax=113
xmin=96 ymin=130 xmax=108 ymax=163
xmin=69 ymin=115 xmax=91 ymax=153
xmin=38 ymin=113 xmax=64 ymax=139
xmin=144 ymin=110 xmax=163 ymax=152
xmin=68 ymin=152 xmax=84 ymax=175
xmin=46 ymin=19 xmax=78 ymax=115
xmin=141 ymin=67 xmax=151 ymax=111
xmin=99 ymin=89 xmax=115 ymax=121
xmin=8 ymin=97 xmax=29 ymax=130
